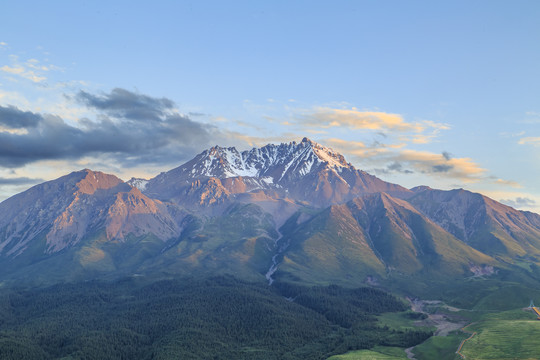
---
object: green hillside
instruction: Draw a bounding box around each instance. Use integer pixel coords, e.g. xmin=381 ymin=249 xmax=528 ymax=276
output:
xmin=459 ymin=309 xmax=540 ymax=359
xmin=0 ymin=276 xmax=431 ymax=360
xmin=275 ymin=196 xmax=500 ymax=292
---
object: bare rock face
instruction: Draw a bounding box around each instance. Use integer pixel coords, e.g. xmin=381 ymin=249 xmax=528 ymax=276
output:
xmin=45 ymin=170 xmax=130 ymax=252
xmin=0 ymin=169 xmax=182 ymax=256
xmin=105 ymin=187 xmax=180 ymax=242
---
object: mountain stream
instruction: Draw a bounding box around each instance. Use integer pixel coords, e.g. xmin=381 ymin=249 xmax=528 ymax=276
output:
xmin=265 ymin=230 xmax=288 ymax=285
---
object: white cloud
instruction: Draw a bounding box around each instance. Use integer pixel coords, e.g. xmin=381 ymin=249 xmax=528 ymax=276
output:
xmin=494 ymin=178 xmax=521 ymax=188
xmin=297 ymin=107 xmax=450 ymax=137
xmin=300 ymin=107 xmax=423 ymax=132
xmin=0 ymin=65 xmax=24 ymax=75
xmin=1 ymin=64 xmax=46 ymax=83
xmin=0 ymin=54 xmax=62 ymax=84
xmin=518 ymin=137 xmax=540 ymax=146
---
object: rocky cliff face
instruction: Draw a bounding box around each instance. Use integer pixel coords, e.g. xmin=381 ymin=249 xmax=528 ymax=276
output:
xmin=0 ymin=169 xmax=181 ymax=256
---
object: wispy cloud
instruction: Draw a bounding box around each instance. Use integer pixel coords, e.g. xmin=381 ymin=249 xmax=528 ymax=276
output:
xmin=0 ymin=55 xmax=60 ymax=83
xmin=518 ymin=136 xmax=540 ymax=146
xmin=0 ymin=64 xmax=46 ymax=83
xmin=0 ymin=65 xmax=24 ymax=75
xmin=500 ymin=196 xmax=537 ymax=209
xmin=297 ymin=107 xmax=450 ymax=137
xmin=299 ymin=107 xmax=423 ymax=132
xmin=0 ymin=176 xmax=43 ymax=185
xmin=494 ymin=178 xmax=521 ymax=188
xmin=396 ymin=149 xmax=485 ymax=181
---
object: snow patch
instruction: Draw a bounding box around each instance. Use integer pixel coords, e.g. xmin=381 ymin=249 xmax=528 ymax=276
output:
xmin=128 ymin=178 xmax=149 ymax=191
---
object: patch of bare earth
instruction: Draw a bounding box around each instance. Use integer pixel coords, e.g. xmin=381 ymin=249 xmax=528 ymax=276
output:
xmin=405 ymin=299 xmax=468 ymax=359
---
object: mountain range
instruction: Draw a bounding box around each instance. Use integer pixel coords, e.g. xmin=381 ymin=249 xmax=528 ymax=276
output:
xmin=1 ymin=137 xmax=539 ymax=298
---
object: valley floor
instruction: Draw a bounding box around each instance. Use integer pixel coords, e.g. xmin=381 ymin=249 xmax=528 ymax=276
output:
xmin=329 ymin=302 xmax=540 ymax=360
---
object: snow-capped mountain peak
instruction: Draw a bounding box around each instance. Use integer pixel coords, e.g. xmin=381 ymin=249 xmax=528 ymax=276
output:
xmin=303 ymin=137 xmax=349 ymax=169
xmin=183 ymin=137 xmax=352 ymax=181
xmin=143 ymin=138 xmax=411 ymax=207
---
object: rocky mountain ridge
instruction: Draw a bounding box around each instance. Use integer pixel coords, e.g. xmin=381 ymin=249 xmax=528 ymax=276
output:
xmin=143 ymin=137 xmax=410 ymax=208
xmin=0 ymin=138 xmax=539 ymax=291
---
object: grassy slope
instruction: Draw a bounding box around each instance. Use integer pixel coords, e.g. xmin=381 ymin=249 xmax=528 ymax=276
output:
xmin=406 ymin=306 xmax=540 ymax=360
xmin=412 ymin=334 xmax=464 ymax=360
xmin=460 ymin=309 xmax=540 ymax=359
xmin=276 ymin=205 xmax=386 ymax=286
xmin=276 ymin=195 xmax=503 ymax=292
xmin=330 ymin=306 xmax=540 ymax=360
xmin=141 ymin=203 xmax=277 ymax=281
xmin=327 ymin=346 xmax=409 ymax=359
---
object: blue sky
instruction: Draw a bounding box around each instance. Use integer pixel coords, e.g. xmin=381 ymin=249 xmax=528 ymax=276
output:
xmin=1 ymin=0 xmax=540 ymax=212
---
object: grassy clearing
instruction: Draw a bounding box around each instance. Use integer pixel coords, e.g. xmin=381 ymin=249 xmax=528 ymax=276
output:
xmin=377 ymin=311 xmax=431 ymax=331
xmin=460 ymin=309 xmax=540 ymax=359
xmin=327 ymin=346 xmax=408 ymax=359
xmin=412 ymin=332 xmax=464 ymax=360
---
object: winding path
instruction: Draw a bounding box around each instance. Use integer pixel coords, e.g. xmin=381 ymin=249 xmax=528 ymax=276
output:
xmin=456 ymin=323 xmax=477 ymax=359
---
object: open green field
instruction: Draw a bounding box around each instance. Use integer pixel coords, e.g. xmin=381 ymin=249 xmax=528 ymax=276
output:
xmin=458 ymin=309 xmax=540 ymax=359
xmin=377 ymin=311 xmax=430 ymax=331
xmin=327 ymin=303 xmax=540 ymax=360
xmin=412 ymin=332 xmax=465 ymax=360
xmin=327 ymin=346 xmax=408 ymax=360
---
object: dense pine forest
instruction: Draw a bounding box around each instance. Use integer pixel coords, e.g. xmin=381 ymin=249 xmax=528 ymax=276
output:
xmin=0 ymin=276 xmax=431 ymax=359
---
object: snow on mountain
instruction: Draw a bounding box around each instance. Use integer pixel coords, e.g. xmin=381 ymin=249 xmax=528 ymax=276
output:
xmin=127 ymin=177 xmax=149 ymax=191
xmin=143 ymin=138 xmax=410 ymax=207
xmin=163 ymin=138 xmax=346 ymax=180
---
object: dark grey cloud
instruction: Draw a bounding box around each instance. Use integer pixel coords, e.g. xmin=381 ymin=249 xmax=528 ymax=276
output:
xmin=432 ymin=164 xmax=453 ymax=173
xmin=76 ymin=88 xmax=175 ymax=122
xmin=0 ymin=88 xmax=224 ymax=168
xmin=0 ymin=176 xmax=43 ymax=185
xmin=372 ymin=162 xmax=414 ymax=175
xmin=387 ymin=162 xmax=413 ymax=174
xmin=500 ymin=197 xmax=537 ymax=208
xmin=442 ymin=151 xmax=452 ymax=161
xmin=0 ymin=105 xmax=42 ymax=129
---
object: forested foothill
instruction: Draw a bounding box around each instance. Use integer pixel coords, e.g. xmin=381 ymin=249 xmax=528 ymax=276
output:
xmin=0 ymin=276 xmax=431 ymax=359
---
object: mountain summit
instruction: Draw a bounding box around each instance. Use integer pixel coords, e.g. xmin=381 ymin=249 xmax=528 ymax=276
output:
xmin=143 ymin=138 xmax=410 ymax=207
